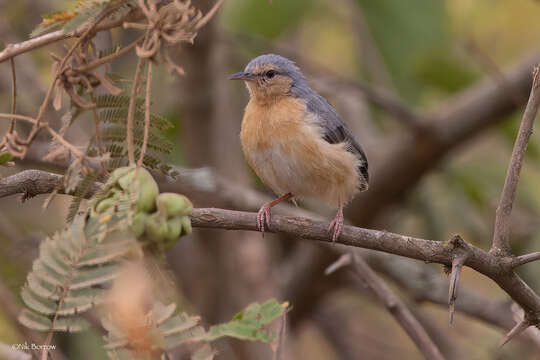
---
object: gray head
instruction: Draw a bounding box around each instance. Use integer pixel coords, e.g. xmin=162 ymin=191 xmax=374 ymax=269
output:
xmin=229 ymin=54 xmax=309 ymax=103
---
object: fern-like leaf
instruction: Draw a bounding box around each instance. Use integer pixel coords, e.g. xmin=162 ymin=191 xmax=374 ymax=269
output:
xmin=19 ymin=190 xmax=139 ymax=333
xmin=30 ymin=0 xmax=133 ymax=38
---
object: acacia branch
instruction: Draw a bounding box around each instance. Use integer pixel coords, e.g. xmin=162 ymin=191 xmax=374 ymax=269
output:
xmin=0 ymin=5 xmax=144 ymax=64
xmin=1 ymin=168 xmax=539 ymax=334
xmin=189 ymin=207 xmax=540 ymax=332
xmin=0 ymin=170 xmax=101 ymax=199
xmin=491 ymin=65 xmax=540 ymax=256
xmin=512 ymin=252 xmax=540 ymax=268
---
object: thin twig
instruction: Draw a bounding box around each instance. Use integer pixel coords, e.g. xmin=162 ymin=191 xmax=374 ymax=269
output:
xmin=348 ymin=254 xmax=444 ymax=360
xmin=491 ymin=64 xmax=540 ymax=256
xmin=324 ymin=253 xmax=352 ymax=275
xmin=77 ymin=34 xmax=146 ymax=73
xmin=0 ymin=113 xmax=37 ymax=124
xmin=194 ymin=0 xmax=227 ymax=30
xmin=126 ymin=57 xmax=145 ymax=165
xmin=512 ymin=251 xmax=540 ymax=268
xmin=0 ymin=0 xmax=143 ymax=64
xmin=138 ymin=60 xmax=152 ymax=168
xmin=34 ymin=5 xmax=119 ymax=131
xmin=8 ymin=58 xmax=17 ymax=133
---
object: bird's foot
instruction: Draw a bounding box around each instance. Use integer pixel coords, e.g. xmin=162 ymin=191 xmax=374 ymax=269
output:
xmin=328 ymin=207 xmax=344 ymax=243
xmin=257 ymin=204 xmax=272 ymax=236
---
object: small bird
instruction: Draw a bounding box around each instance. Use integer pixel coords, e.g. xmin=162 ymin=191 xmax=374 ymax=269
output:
xmin=229 ymin=54 xmax=368 ymax=242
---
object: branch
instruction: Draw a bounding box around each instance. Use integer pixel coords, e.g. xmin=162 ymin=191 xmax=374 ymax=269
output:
xmin=491 ymin=64 xmax=540 ymax=256
xmin=512 ymin=252 xmax=540 ymax=268
xmin=5 ymin=168 xmax=540 ymax=346
xmin=0 ymin=5 xmax=144 ymax=64
xmin=328 ymin=254 xmax=444 ymax=360
xmin=189 ymin=207 xmax=540 ymax=330
xmin=0 ymin=169 xmax=101 ymax=199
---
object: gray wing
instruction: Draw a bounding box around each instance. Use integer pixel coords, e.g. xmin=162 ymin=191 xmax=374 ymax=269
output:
xmin=305 ymin=92 xmax=369 ymax=189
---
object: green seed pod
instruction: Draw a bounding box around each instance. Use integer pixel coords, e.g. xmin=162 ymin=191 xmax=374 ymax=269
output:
xmin=95 ymin=197 xmax=115 ymax=213
xmin=180 ymin=216 xmax=192 ymax=235
xmin=145 ymin=213 xmax=168 ymax=242
xmin=164 ymin=216 xmax=183 ymax=243
xmin=110 ymin=166 xmax=135 ymax=183
xmin=130 ymin=212 xmax=147 ymax=237
xmin=156 ymin=193 xmax=193 ymax=218
xmin=117 ymin=168 xmax=159 ymax=212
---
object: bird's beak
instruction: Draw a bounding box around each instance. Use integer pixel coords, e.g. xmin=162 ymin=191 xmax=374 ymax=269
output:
xmin=228 ymin=71 xmax=257 ymax=81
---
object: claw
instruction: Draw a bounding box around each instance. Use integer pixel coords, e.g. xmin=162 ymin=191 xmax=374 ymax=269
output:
xmin=257 ymin=205 xmax=271 ymax=235
xmin=255 ymin=193 xmax=293 ymax=237
xmin=328 ymin=206 xmax=344 ymax=243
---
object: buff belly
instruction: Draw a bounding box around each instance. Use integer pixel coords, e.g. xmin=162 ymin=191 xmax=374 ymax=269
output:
xmin=240 ymin=97 xmax=360 ymax=208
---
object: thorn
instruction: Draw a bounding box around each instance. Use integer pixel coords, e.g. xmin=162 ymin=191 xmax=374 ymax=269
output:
xmin=500 ymin=319 xmax=529 ymax=347
xmin=447 ymin=237 xmax=470 ymax=325
xmin=325 ymin=254 xmax=352 ymax=275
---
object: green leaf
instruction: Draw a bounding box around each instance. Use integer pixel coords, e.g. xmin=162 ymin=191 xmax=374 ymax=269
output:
xmin=0 ymin=152 xmax=12 ymax=164
xmin=204 ymin=299 xmax=287 ymax=343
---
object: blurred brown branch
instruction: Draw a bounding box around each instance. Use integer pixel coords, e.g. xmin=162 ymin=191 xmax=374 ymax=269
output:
xmin=326 ymin=254 xmax=444 ymax=360
xmin=0 ymin=4 xmax=143 ymax=64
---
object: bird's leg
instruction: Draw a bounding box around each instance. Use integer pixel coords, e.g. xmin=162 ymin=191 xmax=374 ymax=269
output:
xmin=257 ymin=192 xmax=293 ymax=235
xmin=328 ymin=205 xmax=344 ymax=243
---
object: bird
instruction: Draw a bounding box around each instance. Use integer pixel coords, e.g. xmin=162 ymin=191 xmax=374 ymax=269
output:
xmin=229 ymin=54 xmax=368 ymax=242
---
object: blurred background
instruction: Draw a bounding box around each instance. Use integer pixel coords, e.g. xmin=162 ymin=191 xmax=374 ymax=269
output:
xmin=2 ymin=0 xmax=540 ymax=359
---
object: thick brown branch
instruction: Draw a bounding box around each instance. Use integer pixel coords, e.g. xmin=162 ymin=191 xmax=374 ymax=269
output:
xmin=491 ymin=65 xmax=540 ymax=256
xmin=3 ymin=169 xmax=540 ymax=341
xmin=0 ymin=170 xmax=101 ymax=199
xmin=189 ymin=207 xmax=540 ymax=329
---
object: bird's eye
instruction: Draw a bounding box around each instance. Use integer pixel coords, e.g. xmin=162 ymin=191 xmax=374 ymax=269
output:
xmin=265 ymin=70 xmax=276 ymax=79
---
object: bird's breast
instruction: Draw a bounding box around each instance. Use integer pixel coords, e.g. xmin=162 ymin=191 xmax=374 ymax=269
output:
xmin=239 ymin=96 xmax=361 ymax=206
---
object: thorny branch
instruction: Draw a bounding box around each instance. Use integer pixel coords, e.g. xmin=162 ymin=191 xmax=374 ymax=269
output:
xmin=2 ymin=169 xmax=540 ymax=339
xmin=492 ymin=65 xmax=540 ymax=256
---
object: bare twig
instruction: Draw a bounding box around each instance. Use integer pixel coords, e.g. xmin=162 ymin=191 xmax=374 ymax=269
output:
xmin=138 ymin=60 xmax=152 ymax=168
xmin=77 ymin=34 xmax=145 ymax=73
xmin=344 ymin=254 xmax=444 ymax=360
xmin=0 ymin=3 xmax=144 ymax=64
xmin=324 ymin=253 xmax=352 ymax=275
xmin=0 ymin=113 xmax=37 ymax=124
xmin=8 ymin=58 xmax=17 ymax=133
xmin=512 ymin=252 xmax=540 ymax=268
xmin=126 ymin=57 xmax=145 ymax=165
xmin=492 ymin=65 xmax=540 ymax=256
